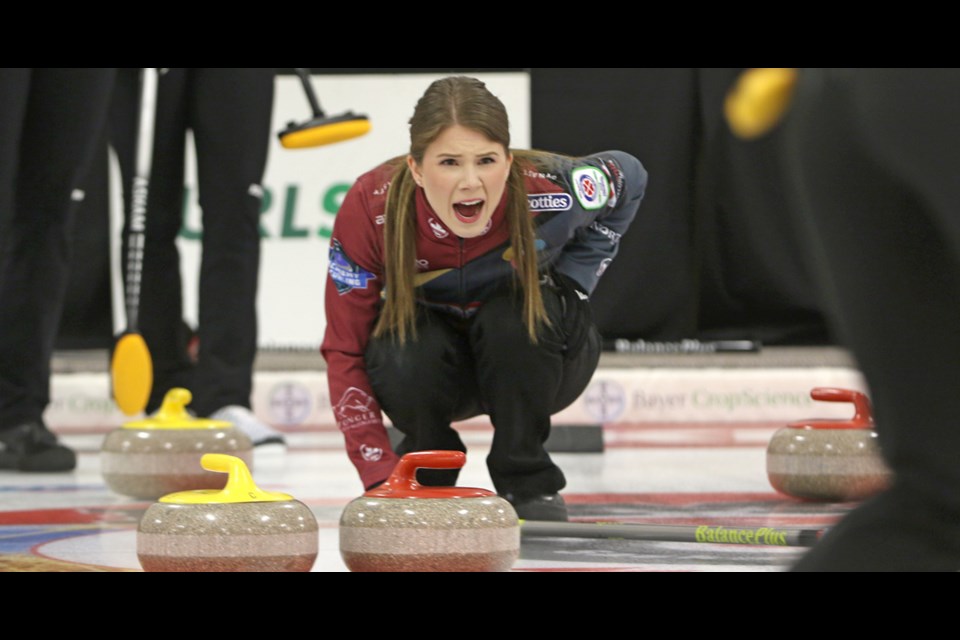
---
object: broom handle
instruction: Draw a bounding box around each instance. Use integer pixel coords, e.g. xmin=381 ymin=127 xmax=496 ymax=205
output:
xmin=124 ymin=67 xmax=159 ymax=332
xmin=520 ymin=520 xmax=824 ymax=547
xmin=293 ymin=68 xmax=325 ymax=118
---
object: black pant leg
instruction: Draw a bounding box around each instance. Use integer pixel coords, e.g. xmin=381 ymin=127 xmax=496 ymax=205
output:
xmin=365 ymin=309 xmax=480 ymax=486
xmin=188 ymin=68 xmax=275 ymax=415
xmin=0 ymin=69 xmax=31 ymax=221
xmin=469 ymin=285 xmax=600 ymax=498
xmin=0 ymin=68 xmax=34 ymax=426
xmin=0 ymin=68 xmax=116 ymax=427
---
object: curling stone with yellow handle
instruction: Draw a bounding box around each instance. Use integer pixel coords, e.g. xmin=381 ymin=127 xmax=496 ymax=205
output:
xmin=767 ymin=387 xmax=892 ymax=502
xmin=137 ymin=454 xmax=318 ymax=572
xmin=101 ymin=388 xmax=253 ymax=499
xmin=339 ymin=450 xmax=520 ymax=572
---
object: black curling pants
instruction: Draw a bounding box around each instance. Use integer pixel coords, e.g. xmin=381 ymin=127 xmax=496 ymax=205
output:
xmin=110 ymin=68 xmax=276 ymax=416
xmin=365 ymin=280 xmax=601 ymax=498
xmin=782 ymin=69 xmax=960 ymax=571
xmin=0 ymin=68 xmax=116 ymax=430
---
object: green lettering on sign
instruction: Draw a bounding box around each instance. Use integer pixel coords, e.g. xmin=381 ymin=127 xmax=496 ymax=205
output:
xmin=319 ymin=183 xmax=351 ymax=239
xmin=282 ymin=185 xmax=308 ymax=238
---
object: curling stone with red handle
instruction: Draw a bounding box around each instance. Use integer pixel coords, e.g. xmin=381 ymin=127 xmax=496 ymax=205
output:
xmin=767 ymin=387 xmax=892 ymax=502
xmin=101 ymin=388 xmax=253 ymax=499
xmin=137 ymin=453 xmax=318 ymax=572
xmin=339 ymin=450 xmax=520 ymax=572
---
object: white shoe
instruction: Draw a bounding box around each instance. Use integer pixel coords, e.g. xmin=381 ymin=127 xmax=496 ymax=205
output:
xmin=210 ymin=405 xmax=286 ymax=447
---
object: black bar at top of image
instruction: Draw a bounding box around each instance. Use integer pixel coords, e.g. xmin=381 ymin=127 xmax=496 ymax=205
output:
xmin=276 ymin=69 xmax=529 ymax=75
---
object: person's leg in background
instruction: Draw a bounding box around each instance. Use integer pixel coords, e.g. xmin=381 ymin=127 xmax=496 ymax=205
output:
xmin=0 ymin=68 xmax=116 ymax=471
xmin=187 ymin=68 xmax=283 ymax=445
xmin=783 ymin=68 xmax=960 ymax=570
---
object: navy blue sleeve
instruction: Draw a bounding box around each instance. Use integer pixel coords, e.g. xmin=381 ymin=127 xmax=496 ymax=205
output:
xmin=553 ymin=151 xmax=647 ymax=295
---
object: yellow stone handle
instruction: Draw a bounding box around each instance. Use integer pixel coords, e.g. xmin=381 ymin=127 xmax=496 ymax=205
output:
xmin=159 ymin=454 xmax=293 ymax=504
xmin=120 ymin=387 xmax=234 ymax=430
xmin=156 ymin=388 xmax=193 ymax=421
xmin=202 ymin=452 xmax=251 ymax=477
xmin=203 ymin=454 xmax=292 ymax=502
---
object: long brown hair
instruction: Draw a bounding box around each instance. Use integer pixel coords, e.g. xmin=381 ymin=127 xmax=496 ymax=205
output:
xmin=373 ymin=76 xmax=548 ymax=344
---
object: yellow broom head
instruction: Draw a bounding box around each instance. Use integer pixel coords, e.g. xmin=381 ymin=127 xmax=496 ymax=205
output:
xmin=279 ymin=113 xmax=371 ymax=149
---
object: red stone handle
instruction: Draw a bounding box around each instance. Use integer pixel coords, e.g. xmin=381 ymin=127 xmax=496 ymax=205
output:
xmin=788 ymin=387 xmax=875 ymax=429
xmin=393 ymin=450 xmax=466 ymax=480
xmin=363 ymin=450 xmax=495 ymax=499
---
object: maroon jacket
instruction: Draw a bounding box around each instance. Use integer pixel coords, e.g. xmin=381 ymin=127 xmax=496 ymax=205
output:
xmin=322 ymin=151 xmax=647 ymax=488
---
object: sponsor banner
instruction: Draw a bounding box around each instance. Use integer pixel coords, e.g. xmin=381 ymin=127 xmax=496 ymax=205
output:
xmin=562 ymin=368 xmax=869 ymax=424
xmin=111 ymin=72 xmax=531 ymax=352
xmin=47 ymin=374 xmax=130 ymax=429
xmin=50 ymin=366 xmax=868 ymax=432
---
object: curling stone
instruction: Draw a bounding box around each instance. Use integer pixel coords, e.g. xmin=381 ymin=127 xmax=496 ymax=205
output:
xmin=339 ymin=450 xmax=519 ymax=572
xmin=101 ymin=388 xmax=253 ymax=499
xmin=137 ymin=454 xmax=318 ymax=572
xmin=767 ymin=387 xmax=892 ymax=502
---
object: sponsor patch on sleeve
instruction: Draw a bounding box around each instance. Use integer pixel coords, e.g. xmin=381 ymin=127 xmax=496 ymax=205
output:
xmin=571 ymin=166 xmax=610 ymax=211
xmin=528 ymin=192 xmax=573 ymax=212
xmin=329 ymin=239 xmax=376 ymax=295
xmin=601 ymin=157 xmax=625 ymax=208
xmin=335 ymin=386 xmax=380 ymax=431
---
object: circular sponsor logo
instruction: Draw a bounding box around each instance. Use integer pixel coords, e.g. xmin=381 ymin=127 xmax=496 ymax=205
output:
xmin=360 ymin=444 xmax=383 ymax=461
xmin=268 ymin=382 xmax=313 ymax=426
xmin=579 ymin=175 xmax=597 ymax=200
xmin=582 ymin=379 xmax=626 ymax=422
xmin=572 ymin=166 xmax=610 ymax=210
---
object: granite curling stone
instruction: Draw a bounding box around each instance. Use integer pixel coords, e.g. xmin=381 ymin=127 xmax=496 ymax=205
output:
xmin=137 ymin=453 xmax=318 ymax=572
xmin=339 ymin=450 xmax=520 ymax=572
xmin=767 ymin=387 xmax=892 ymax=502
xmin=101 ymin=388 xmax=254 ymax=499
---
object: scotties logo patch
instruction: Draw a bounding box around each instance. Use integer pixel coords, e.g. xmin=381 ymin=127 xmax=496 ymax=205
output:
xmin=528 ymin=193 xmax=572 ymax=212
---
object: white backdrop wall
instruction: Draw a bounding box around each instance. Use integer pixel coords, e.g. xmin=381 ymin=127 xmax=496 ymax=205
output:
xmin=110 ymin=71 xmax=531 ymax=351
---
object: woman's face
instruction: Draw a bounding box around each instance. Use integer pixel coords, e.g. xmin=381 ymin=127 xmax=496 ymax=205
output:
xmin=408 ymin=124 xmax=513 ymax=238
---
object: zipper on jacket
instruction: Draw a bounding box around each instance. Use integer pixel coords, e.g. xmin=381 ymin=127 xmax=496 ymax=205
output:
xmin=458 ymin=237 xmax=466 ymax=316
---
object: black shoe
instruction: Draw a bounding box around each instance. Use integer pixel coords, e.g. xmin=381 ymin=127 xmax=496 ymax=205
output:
xmin=503 ymin=493 xmax=568 ymax=522
xmin=0 ymin=421 xmax=77 ymax=472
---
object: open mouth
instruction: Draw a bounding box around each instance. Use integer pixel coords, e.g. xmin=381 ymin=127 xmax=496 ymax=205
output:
xmin=453 ymin=199 xmax=484 ymax=224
